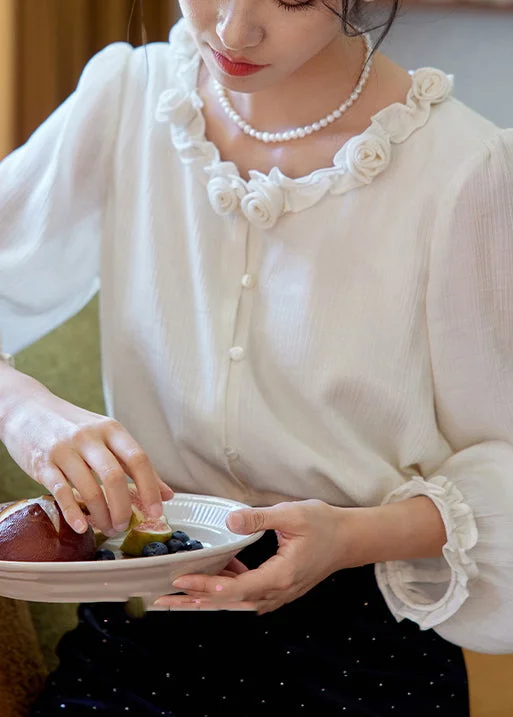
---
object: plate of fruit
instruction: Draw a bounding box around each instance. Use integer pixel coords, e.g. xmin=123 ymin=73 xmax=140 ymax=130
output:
xmin=0 ymin=487 xmax=264 ymax=609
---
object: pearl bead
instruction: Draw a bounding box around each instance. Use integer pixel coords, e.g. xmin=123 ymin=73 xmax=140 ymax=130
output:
xmin=213 ymin=32 xmax=373 ymax=143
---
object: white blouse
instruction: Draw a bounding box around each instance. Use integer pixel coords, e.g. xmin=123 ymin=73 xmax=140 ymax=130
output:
xmin=1 ymin=19 xmax=513 ymax=653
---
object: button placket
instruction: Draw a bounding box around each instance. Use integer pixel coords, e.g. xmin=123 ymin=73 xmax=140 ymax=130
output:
xmin=223 ymin=220 xmax=260 ymax=476
xmin=215 ymin=213 xmax=247 ymax=489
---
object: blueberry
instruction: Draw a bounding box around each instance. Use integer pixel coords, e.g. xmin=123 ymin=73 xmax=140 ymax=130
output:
xmin=141 ymin=542 xmax=169 ymax=557
xmin=184 ymin=539 xmax=203 ymax=551
xmin=95 ymin=549 xmax=116 ymax=561
xmin=171 ymin=530 xmax=190 ymax=543
xmin=165 ymin=538 xmax=187 ymax=554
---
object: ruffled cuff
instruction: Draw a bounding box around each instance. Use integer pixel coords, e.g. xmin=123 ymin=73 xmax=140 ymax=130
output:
xmin=374 ymin=475 xmax=479 ymax=630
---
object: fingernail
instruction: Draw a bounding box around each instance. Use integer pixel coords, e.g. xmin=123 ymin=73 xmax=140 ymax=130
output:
xmin=114 ymin=523 xmax=129 ymax=534
xmin=74 ymin=519 xmax=87 ymax=534
xmin=148 ymin=503 xmax=163 ymax=519
xmin=172 ymin=578 xmax=192 ymax=590
xmin=228 ymin=512 xmax=245 ymax=533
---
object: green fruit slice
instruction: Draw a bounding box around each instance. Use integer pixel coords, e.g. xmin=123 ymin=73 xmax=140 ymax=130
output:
xmin=120 ymin=520 xmax=174 ymax=557
xmin=93 ymin=528 xmax=109 ymax=548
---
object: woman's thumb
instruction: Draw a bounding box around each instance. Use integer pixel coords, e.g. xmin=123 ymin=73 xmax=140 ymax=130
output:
xmin=226 ymin=503 xmax=295 ymax=534
xmin=226 ymin=507 xmax=270 ymax=534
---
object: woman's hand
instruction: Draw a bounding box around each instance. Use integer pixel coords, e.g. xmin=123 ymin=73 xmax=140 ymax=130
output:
xmin=154 ymin=495 xmax=447 ymax=614
xmin=0 ymin=373 xmax=173 ymax=536
xmin=154 ymin=499 xmax=355 ymax=614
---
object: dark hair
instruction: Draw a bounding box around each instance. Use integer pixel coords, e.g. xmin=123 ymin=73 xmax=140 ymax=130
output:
xmin=331 ymin=1 xmax=401 ymax=52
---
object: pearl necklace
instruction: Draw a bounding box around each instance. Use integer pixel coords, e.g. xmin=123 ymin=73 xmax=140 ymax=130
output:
xmin=214 ymin=33 xmax=373 ymax=143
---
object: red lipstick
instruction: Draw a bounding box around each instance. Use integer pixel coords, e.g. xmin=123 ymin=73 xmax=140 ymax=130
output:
xmin=211 ymin=49 xmax=268 ymax=77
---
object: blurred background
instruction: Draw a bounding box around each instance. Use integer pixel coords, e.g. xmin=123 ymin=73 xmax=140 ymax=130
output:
xmin=0 ymin=0 xmax=178 ymax=156
xmin=0 ymin=1 xmax=512 ymax=716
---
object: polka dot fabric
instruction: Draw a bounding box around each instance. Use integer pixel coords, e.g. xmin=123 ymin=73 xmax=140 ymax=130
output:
xmin=29 ymin=532 xmax=469 ymax=717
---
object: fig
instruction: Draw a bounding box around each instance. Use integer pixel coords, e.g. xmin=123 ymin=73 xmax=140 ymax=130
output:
xmin=120 ymin=520 xmax=174 ymax=557
xmin=126 ymin=483 xmax=147 ymax=529
xmin=0 ymin=496 xmax=96 ymax=562
xmin=72 ymin=483 xmax=148 ymax=546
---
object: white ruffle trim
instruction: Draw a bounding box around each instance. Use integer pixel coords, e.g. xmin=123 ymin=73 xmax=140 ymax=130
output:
xmin=375 ymin=475 xmax=478 ymax=630
xmin=156 ymin=20 xmax=454 ymax=227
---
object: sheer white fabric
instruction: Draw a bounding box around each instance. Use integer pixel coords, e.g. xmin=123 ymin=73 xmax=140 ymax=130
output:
xmin=1 ymin=20 xmax=513 ymax=653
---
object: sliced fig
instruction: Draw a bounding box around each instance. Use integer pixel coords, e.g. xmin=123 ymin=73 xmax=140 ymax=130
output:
xmin=120 ymin=520 xmax=174 ymax=557
xmin=127 ymin=484 xmax=146 ymax=529
xmin=72 ymin=483 xmax=148 ymax=540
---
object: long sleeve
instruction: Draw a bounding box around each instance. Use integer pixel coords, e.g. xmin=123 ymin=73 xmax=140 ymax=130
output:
xmin=375 ymin=129 xmax=513 ymax=653
xmin=0 ymin=42 xmax=133 ymax=355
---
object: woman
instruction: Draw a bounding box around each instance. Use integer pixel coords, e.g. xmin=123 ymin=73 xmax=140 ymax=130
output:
xmin=0 ymin=0 xmax=512 ymax=714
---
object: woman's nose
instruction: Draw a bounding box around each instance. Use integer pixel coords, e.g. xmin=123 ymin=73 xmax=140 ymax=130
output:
xmin=216 ymin=1 xmax=263 ymax=52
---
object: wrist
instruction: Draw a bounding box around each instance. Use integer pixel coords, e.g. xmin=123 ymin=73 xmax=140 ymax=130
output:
xmin=333 ymin=496 xmax=447 ymax=569
xmin=0 ymin=366 xmax=49 ymax=441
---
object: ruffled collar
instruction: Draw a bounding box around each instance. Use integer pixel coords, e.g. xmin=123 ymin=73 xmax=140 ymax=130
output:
xmin=156 ymin=20 xmax=454 ymax=229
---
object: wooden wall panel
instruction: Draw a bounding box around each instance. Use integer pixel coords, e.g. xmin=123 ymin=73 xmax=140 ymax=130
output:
xmin=0 ymin=0 xmax=15 ymax=158
xmin=13 ymin=0 xmax=178 ymax=147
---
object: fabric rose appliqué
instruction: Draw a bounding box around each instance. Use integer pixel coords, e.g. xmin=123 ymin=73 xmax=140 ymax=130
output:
xmin=411 ymin=68 xmax=453 ymax=105
xmin=344 ymin=133 xmax=392 ymax=185
xmin=240 ymin=179 xmax=285 ymax=229
xmin=207 ymin=176 xmax=246 ymax=216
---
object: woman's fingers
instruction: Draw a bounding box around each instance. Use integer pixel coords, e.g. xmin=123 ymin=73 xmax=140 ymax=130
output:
xmin=38 ymin=464 xmax=91 ymax=535
xmin=153 ymin=594 xmax=257 ymax=611
xmin=106 ymin=424 xmax=163 ymax=518
xmin=54 ymin=450 xmax=113 ymax=535
xmin=80 ymin=443 xmax=133 ymax=532
xmin=222 ymin=557 xmax=249 ymax=575
xmin=156 ymin=472 xmax=174 ymax=501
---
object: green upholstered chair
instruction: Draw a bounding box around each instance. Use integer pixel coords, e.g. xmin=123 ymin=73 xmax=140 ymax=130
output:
xmin=0 ymin=296 xmax=104 ymax=716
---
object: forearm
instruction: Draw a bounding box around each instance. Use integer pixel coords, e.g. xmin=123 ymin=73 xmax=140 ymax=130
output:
xmin=0 ymin=362 xmax=48 ymax=440
xmin=336 ymin=496 xmax=447 ymax=569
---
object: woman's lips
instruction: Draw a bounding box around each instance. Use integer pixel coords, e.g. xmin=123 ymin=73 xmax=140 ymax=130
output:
xmin=211 ymin=49 xmax=268 ymax=77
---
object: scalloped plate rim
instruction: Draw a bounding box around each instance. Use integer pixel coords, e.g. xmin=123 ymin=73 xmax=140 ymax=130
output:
xmin=0 ymin=493 xmax=264 ymax=572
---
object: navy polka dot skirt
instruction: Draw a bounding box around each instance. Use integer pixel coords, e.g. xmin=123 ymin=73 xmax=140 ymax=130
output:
xmin=30 ymin=531 xmax=469 ymax=716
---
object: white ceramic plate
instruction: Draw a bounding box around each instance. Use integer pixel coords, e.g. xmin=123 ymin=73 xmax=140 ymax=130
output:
xmin=0 ymin=494 xmax=264 ymax=609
